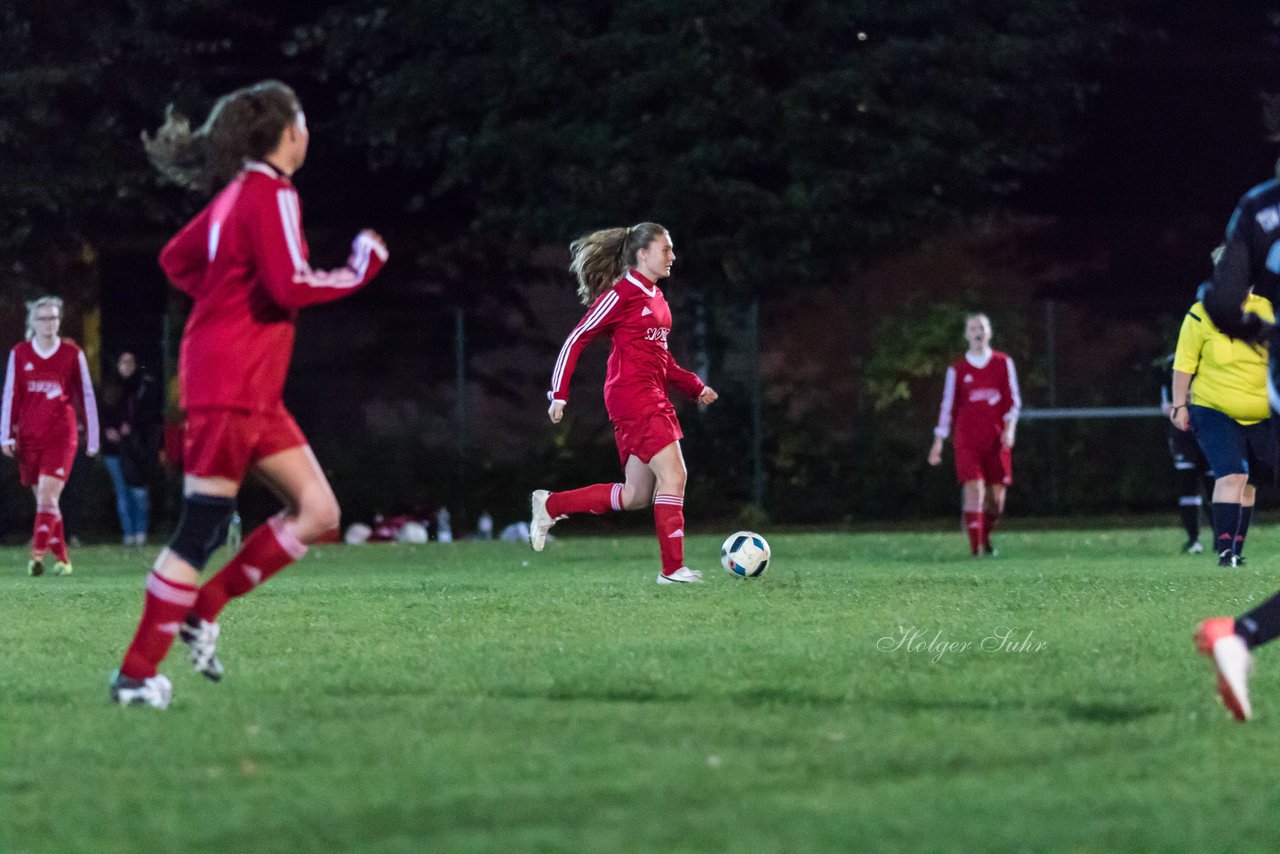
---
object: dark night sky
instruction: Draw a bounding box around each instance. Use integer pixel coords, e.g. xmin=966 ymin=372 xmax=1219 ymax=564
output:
xmin=1020 ymin=2 xmax=1280 ymax=316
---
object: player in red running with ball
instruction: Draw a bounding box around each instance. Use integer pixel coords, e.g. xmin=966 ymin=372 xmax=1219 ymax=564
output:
xmin=108 ymin=81 xmax=388 ymax=709
xmin=1 ymin=296 xmax=100 ymax=577
xmin=530 ymin=222 xmax=717 ymax=585
xmin=928 ymin=313 xmax=1021 ymax=557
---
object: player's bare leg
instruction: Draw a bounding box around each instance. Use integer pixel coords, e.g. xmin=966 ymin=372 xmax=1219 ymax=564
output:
xmin=650 ymin=442 xmax=699 ymax=584
xmin=619 ymin=454 xmax=657 ymax=510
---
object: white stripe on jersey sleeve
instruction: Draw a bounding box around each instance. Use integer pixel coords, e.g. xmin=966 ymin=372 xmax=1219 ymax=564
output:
xmin=1004 ymin=357 xmax=1022 ymax=422
xmin=77 ymin=350 xmax=100 ymax=453
xmin=0 ymin=351 xmax=15 ymax=445
xmin=550 ymin=291 xmax=620 ymax=395
xmin=275 ymin=190 xmax=367 ymax=290
xmin=934 ymin=365 xmax=956 ymax=439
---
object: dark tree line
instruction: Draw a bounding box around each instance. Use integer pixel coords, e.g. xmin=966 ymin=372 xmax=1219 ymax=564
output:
xmin=12 ymin=1 xmax=1272 ymax=531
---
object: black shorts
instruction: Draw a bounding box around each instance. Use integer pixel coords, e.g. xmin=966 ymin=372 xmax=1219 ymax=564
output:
xmin=1188 ymin=405 xmax=1276 ymax=482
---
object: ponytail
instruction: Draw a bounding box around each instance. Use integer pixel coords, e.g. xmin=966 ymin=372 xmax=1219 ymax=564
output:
xmin=568 ymin=222 xmax=668 ymax=304
xmin=143 ymin=80 xmax=301 ymax=194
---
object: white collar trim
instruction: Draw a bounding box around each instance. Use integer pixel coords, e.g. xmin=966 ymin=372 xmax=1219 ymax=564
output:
xmin=625 ymin=272 xmax=657 ymax=297
xmin=32 ymin=338 xmax=61 ymax=360
xmin=243 ymin=161 xmax=281 ymax=178
xmin=965 ymin=350 xmax=993 ymax=369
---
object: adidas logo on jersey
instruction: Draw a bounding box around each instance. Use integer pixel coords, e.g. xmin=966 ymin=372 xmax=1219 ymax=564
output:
xmin=24 ymin=362 xmax=33 ymax=371
xmin=641 ymin=306 xmax=653 ymax=317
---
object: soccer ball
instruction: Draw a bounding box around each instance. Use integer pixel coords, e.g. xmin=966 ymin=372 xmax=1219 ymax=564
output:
xmin=721 ymin=531 xmax=771 ymax=578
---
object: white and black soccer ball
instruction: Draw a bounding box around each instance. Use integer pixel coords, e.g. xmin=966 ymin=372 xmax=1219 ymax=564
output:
xmin=721 ymin=530 xmax=771 ymax=578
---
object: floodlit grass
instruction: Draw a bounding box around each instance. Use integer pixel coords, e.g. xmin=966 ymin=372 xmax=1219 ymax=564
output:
xmin=3 ymin=527 xmax=1280 ymax=851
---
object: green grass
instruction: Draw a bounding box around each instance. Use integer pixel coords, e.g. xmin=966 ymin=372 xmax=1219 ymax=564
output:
xmin=2 ymin=527 xmax=1278 ymax=852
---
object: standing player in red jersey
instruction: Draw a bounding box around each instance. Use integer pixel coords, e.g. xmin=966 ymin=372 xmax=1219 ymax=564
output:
xmin=529 ymin=223 xmax=718 ymax=584
xmin=1 ymin=296 xmax=100 ymax=576
xmin=108 ymin=81 xmax=388 ymax=709
xmin=927 ymin=313 xmax=1022 ymax=557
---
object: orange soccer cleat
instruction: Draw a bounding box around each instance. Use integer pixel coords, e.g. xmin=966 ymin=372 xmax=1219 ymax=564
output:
xmin=1194 ymin=617 xmax=1253 ymax=722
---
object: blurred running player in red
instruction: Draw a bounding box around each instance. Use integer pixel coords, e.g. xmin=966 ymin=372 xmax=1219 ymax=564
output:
xmin=529 ymin=223 xmax=718 ymax=585
xmin=927 ymin=313 xmax=1022 ymax=556
xmin=1 ymin=296 xmax=100 ymax=576
xmin=109 ymin=80 xmax=388 ymax=709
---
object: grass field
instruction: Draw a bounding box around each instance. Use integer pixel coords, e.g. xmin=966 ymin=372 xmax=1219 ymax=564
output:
xmin=4 ymin=526 xmax=1280 ymax=852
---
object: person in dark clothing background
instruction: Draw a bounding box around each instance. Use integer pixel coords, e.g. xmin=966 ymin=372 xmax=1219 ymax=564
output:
xmin=102 ymin=352 xmax=161 ymax=546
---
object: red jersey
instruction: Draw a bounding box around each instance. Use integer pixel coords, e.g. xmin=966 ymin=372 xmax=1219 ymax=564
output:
xmin=158 ymin=161 xmax=388 ymax=413
xmin=933 ymin=350 xmax=1021 ymax=444
xmin=549 ymin=270 xmax=705 ymax=420
xmin=1 ymin=338 xmax=99 ymax=452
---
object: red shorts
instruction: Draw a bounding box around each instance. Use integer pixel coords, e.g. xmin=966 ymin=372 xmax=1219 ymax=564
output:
xmin=954 ymin=436 xmax=1012 ymax=486
xmin=17 ymin=437 xmax=78 ymax=487
xmin=612 ymin=407 xmax=683 ymax=470
xmin=183 ymin=406 xmax=308 ymax=481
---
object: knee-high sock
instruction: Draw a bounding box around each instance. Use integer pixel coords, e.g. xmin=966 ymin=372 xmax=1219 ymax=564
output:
xmin=963 ymin=511 xmax=984 ymax=556
xmin=546 ymin=483 xmax=623 ymax=518
xmin=1235 ymin=505 xmax=1254 ymax=558
xmin=31 ymin=506 xmax=57 ymax=561
xmin=48 ymin=515 xmax=69 ymax=563
xmin=1212 ymin=502 xmax=1241 ymax=556
xmin=983 ymin=510 xmax=999 ymax=548
xmin=1178 ymin=469 xmax=1203 ymax=542
xmin=120 ymin=572 xmax=198 ymax=679
xmin=193 ymin=514 xmax=307 ymax=623
xmin=1237 ymin=589 xmax=1280 ymax=648
xmin=653 ymin=493 xmax=685 ymax=575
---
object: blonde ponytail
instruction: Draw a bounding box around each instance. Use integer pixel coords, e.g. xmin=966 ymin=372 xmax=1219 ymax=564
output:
xmin=568 ymin=222 xmax=668 ymax=304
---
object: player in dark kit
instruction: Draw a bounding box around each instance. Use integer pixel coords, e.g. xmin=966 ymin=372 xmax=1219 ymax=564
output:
xmin=1194 ymin=146 xmax=1280 ymax=721
xmin=109 ymin=81 xmax=388 ymax=709
xmin=529 ymin=222 xmax=718 ymax=584
xmin=1160 ymin=355 xmax=1213 ymax=554
xmin=1 ymin=296 xmax=100 ymax=576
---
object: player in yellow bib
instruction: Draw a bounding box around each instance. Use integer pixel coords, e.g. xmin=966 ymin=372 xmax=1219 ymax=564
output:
xmin=1170 ymin=290 xmax=1275 ymax=567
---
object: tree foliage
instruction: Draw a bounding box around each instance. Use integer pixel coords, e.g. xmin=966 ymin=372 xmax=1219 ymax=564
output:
xmin=308 ymin=0 xmax=1114 ymax=294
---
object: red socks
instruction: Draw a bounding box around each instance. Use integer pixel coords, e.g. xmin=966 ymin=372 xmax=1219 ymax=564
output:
xmin=546 ymin=483 xmax=623 ymax=517
xmin=31 ymin=507 xmax=57 ymax=561
xmin=48 ymin=516 xmax=69 ymax=563
xmin=983 ymin=511 xmax=999 ymax=550
xmin=964 ymin=511 xmax=985 ymax=556
xmin=654 ymin=493 xmax=685 ymax=575
xmin=120 ymin=572 xmax=198 ymax=679
xmin=194 ymin=515 xmax=306 ymax=623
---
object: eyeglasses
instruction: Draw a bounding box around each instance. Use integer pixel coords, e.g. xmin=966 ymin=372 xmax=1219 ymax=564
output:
xmin=34 ymin=316 xmax=59 ymax=322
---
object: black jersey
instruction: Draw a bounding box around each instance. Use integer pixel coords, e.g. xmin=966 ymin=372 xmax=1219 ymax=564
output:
xmin=1203 ymin=178 xmax=1280 ymax=340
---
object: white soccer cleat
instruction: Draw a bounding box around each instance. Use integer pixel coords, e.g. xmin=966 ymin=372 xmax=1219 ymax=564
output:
xmin=529 ymin=490 xmax=555 ymax=552
xmin=657 ymin=566 xmax=703 ymax=585
xmin=1195 ymin=617 xmax=1253 ymax=722
xmin=179 ymin=616 xmax=224 ymax=682
xmin=109 ymin=671 xmax=173 ymax=710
